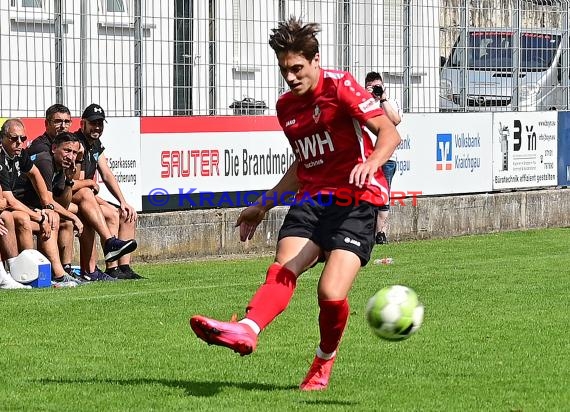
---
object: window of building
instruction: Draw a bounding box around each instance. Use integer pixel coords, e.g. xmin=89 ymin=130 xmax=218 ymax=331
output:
xmin=107 ymin=0 xmax=126 ymax=13
xmin=99 ymin=0 xmax=128 ymax=15
xmin=98 ymin=0 xmax=131 ymax=27
xmin=9 ymin=0 xmax=52 ymax=23
xmin=232 ymin=0 xmax=261 ymax=72
xmin=21 ymin=0 xmax=42 ymax=7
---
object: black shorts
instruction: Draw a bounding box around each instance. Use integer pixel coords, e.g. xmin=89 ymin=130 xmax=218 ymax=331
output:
xmin=278 ymin=196 xmax=376 ymax=266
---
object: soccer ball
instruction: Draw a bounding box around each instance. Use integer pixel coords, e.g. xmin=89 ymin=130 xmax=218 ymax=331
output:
xmin=366 ymin=285 xmax=424 ymax=341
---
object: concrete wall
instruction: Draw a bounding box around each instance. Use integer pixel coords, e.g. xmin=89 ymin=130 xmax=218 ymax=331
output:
xmin=133 ymin=188 xmax=570 ymax=262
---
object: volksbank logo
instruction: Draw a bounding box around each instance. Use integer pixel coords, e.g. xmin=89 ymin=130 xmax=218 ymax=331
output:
xmin=436 ymin=133 xmax=453 ymax=171
xmin=436 ymin=132 xmax=482 ymax=173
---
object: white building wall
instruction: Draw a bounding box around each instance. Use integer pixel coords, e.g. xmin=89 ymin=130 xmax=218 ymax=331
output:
xmin=214 ymin=0 xmax=279 ymax=115
xmin=0 ymin=0 xmax=172 ymax=117
xmin=140 ymin=0 xmax=173 ymax=116
xmin=0 ymin=0 xmax=447 ymax=117
xmin=351 ymin=0 xmax=440 ymax=112
xmin=0 ymin=1 xmax=58 ymax=116
xmin=191 ymin=1 xmax=210 ymax=115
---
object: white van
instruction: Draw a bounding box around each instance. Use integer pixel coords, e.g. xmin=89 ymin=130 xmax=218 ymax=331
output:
xmin=440 ymin=28 xmax=564 ymax=112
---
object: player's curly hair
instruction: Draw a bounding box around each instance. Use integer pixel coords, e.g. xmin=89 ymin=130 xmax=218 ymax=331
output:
xmin=269 ymin=16 xmax=320 ymax=60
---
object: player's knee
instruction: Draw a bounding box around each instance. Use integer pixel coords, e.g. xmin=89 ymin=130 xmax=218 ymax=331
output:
xmin=52 ymin=213 xmax=61 ymax=225
xmin=14 ymin=215 xmax=32 ymax=232
xmin=1 ymin=210 xmax=15 ymax=228
xmin=75 ymin=187 xmax=95 ymax=203
xmin=59 ymin=219 xmax=73 ymax=230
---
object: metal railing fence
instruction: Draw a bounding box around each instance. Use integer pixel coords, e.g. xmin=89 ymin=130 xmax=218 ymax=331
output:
xmin=0 ymin=0 xmax=568 ymax=117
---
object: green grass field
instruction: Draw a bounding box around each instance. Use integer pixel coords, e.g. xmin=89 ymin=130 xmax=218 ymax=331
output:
xmin=1 ymin=228 xmax=569 ymax=411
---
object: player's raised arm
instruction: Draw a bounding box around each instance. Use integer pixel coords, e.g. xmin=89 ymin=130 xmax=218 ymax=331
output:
xmin=349 ymin=115 xmax=401 ymax=188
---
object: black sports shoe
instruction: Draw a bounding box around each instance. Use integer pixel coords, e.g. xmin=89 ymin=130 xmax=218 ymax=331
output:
xmin=375 ymin=232 xmax=388 ymax=245
xmin=80 ymin=267 xmax=118 ymax=282
xmin=105 ymin=267 xmax=126 ymax=279
xmin=103 ymin=237 xmax=137 ymax=262
xmin=118 ymin=265 xmax=144 ymax=279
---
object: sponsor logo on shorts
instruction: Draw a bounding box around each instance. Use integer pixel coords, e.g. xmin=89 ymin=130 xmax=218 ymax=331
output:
xmin=344 ymin=237 xmax=361 ymax=247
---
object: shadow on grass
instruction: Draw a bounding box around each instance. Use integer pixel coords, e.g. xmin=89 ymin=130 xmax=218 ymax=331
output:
xmin=38 ymin=377 xmax=297 ymax=397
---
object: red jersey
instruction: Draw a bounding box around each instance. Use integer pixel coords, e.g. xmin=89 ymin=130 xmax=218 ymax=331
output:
xmin=276 ymin=69 xmax=389 ymax=206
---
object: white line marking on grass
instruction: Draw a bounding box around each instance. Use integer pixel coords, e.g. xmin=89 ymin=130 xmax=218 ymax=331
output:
xmin=68 ymin=282 xmax=258 ymax=301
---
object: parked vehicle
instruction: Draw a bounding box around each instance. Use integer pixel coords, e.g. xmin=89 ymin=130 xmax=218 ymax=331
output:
xmin=440 ymin=28 xmax=565 ymax=112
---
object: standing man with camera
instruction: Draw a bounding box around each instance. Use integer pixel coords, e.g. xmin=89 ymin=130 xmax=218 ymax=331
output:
xmin=364 ymin=71 xmax=402 ymax=245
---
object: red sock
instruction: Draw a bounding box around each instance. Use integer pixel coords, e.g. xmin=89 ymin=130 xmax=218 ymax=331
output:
xmin=318 ymin=298 xmax=349 ymax=354
xmin=245 ymin=263 xmax=297 ymax=330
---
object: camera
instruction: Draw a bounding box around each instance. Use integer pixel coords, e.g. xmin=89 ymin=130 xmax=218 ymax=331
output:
xmin=372 ymin=85 xmax=384 ymax=97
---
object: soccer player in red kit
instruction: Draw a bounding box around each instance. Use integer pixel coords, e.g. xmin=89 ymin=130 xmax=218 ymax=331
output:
xmin=190 ymin=17 xmax=401 ymax=391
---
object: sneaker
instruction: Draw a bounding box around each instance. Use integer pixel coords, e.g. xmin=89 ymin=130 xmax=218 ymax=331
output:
xmin=189 ymin=315 xmax=257 ymax=356
xmin=299 ymin=355 xmax=337 ymax=391
xmin=105 ymin=266 xmax=143 ymax=280
xmin=105 ymin=267 xmax=125 ymax=279
xmin=118 ymin=265 xmax=144 ymax=279
xmin=0 ymin=272 xmax=32 ymax=289
xmin=62 ymin=266 xmax=85 ymax=284
xmin=80 ymin=267 xmax=119 ymax=282
xmin=103 ymin=237 xmax=137 ymax=263
xmin=64 ymin=264 xmax=82 ymax=276
xmin=68 ymin=271 xmax=86 ymax=284
xmin=375 ymin=231 xmax=388 ymax=245
xmin=51 ymin=273 xmax=80 ymax=288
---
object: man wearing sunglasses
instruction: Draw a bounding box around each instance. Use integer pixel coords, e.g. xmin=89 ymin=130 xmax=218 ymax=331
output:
xmin=0 ymin=119 xmax=79 ymax=287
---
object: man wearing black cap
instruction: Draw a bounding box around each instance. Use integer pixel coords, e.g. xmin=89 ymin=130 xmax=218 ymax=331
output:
xmin=72 ymin=104 xmax=140 ymax=280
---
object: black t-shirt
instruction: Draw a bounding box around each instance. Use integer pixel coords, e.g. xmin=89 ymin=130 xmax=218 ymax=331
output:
xmin=0 ymin=148 xmax=34 ymax=192
xmin=75 ymin=130 xmax=105 ymax=180
xmin=28 ymin=132 xmax=53 ymax=156
xmin=13 ymin=152 xmax=66 ymax=209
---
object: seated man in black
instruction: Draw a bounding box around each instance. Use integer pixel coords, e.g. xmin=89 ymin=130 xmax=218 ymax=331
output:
xmin=72 ymin=104 xmax=139 ymax=280
xmin=17 ymin=131 xmax=85 ymax=246
xmin=28 ymin=104 xmax=77 ymax=272
xmin=0 ymin=119 xmax=79 ymax=287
